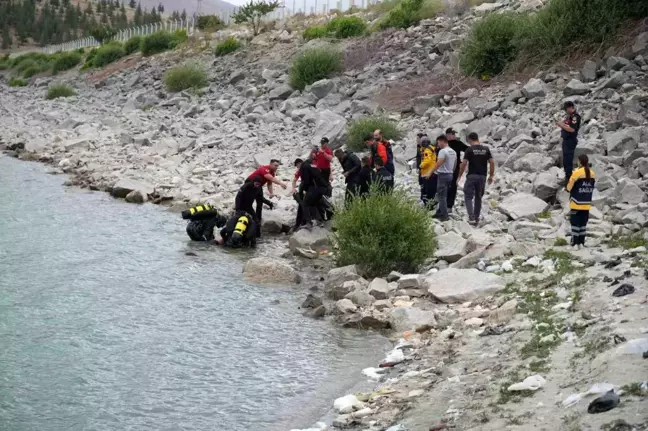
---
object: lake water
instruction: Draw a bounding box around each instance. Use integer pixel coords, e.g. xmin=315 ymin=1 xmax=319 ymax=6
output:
xmin=0 ymin=156 xmax=387 ymax=431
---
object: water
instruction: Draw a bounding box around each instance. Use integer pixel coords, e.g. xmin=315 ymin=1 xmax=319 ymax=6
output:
xmin=0 ymin=157 xmax=388 ymax=431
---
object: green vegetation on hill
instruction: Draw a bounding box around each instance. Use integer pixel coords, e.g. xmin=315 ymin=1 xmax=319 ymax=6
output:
xmin=334 ymin=189 xmax=436 ymax=277
xmin=303 ymin=25 xmax=328 ymax=41
xmin=460 ymin=0 xmax=648 ymax=77
xmin=347 ymin=116 xmax=403 ymax=152
xmin=92 ymin=41 xmax=125 ymax=67
xmin=327 ymin=16 xmax=368 ymax=38
xmin=51 ymin=51 xmax=82 ymax=74
xmin=215 ymin=37 xmax=241 ymax=57
xmin=289 ymin=47 xmax=343 ymax=90
xmin=378 ymin=0 xmax=442 ymax=30
xmin=123 ymin=35 xmax=142 ymax=55
xmin=46 ymin=83 xmax=76 ymax=100
xmin=164 ymin=64 xmax=207 ymax=92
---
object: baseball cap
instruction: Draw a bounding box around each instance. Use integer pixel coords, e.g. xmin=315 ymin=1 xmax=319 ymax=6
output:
xmin=320 ymin=137 xmax=329 ymax=144
xmin=445 ymin=128 xmax=457 ymax=135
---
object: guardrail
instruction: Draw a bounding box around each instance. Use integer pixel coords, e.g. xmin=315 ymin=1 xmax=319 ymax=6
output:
xmin=42 ymin=18 xmax=196 ymax=54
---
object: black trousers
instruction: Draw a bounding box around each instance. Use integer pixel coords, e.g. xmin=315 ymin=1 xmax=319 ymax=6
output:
xmin=303 ymin=186 xmax=326 ymax=223
xmin=421 ymin=174 xmax=437 ymax=207
xmin=570 ymin=209 xmax=589 ymax=245
xmin=447 ymin=169 xmax=460 ymax=209
xmin=563 ymin=138 xmax=578 ymax=181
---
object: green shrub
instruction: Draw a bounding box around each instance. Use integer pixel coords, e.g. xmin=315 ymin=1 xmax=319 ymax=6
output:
xmin=346 ymin=116 xmax=403 ymax=151
xmin=197 ymin=14 xmax=225 ymax=31
xmin=0 ymin=61 xmax=9 ymax=70
xmin=379 ymin=0 xmax=434 ymax=30
xmin=15 ymin=58 xmax=50 ymax=78
xmin=93 ymin=42 xmax=125 ymax=67
xmin=11 ymin=52 xmax=50 ymax=68
xmin=169 ymin=29 xmax=189 ymax=49
xmin=141 ymin=31 xmax=174 ymax=56
xmin=124 ymin=36 xmax=142 ymax=55
xmin=51 ymin=51 xmax=82 ymax=74
xmin=333 ymin=190 xmax=436 ymax=277
xmin=81 ymin=48 xmax=98 ymax=70
xmin=8 ymin=77 xmax=28 ymax=87
xmin=459 ymin=12 xmax=520 ymax=78
xmin=326 ymin=16 xmax=367 ymax=38
xmin=289 ymin=47 xmax=343 ymax=90
xmin=303 ymin=25 xmax=328 ymax=41
xmin=46 ymin=84 xmax=76 ymax=100
xmin=215 ymin=36 xmax=241 ymax=56
xmin=164 ymin=64 xmax=207 ymax=92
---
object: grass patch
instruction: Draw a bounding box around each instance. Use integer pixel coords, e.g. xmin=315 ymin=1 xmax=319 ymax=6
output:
xmin=303 ymin=25 xmax=328 ymax=41
xmin=51 ymin=51 xmax=82 ymax=74
xmin=497 ymin=368 xmax=536 ymax=404
xmin=459 ymin=0 xmax=648 ymax=78
xmin=164 ymin=64 xmax=207 ymax=92
xmin=140 ymin=30 xmax=186 ymax=56
xmin=8 ymin=77 xmax=28 ymax=87
xmin=215 ymin=36 xmax=241 ymax=56
xmin=327 ymin=16 xmax=368 ymax=38
xmin=93 ymin=42 xmax=125 ymax=68
xmin=607 ymin=231 xmax=648 ymax=249
xmin=554 ymin=237 xmax=568 ymax=246
xmin=528 ymin=359 xmax=550 ymax=373
xmin=333 ymin=189 xmax=436 ymax=277
xmin=537 ymin=211 xmax=551 ymax=219
xmin=621 ymin=382 xmax=647 ymax=397
xmin=346 ymin=116 xmax=403 ymax=152
xmin=289 ymin=47 xmax=343 ymax=90
xmin=544 ymin=249 xmax=579 ymax=276
xmin=46 ymin=84 xmax=76 ymax=100
xmin=124 ymin=36 xmax=142 ymax=55
xmin=378 ymin=0 xmax=443 ymax=30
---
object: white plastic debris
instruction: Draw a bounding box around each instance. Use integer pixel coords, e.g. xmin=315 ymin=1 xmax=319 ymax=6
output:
xmin=562 ymin=383 xmax=616 ymax=408
xmin=362 ymin=367 xmax=386 ymax=380
xmin=333 ymin=394 xmax=363 ymax=413
xmin=477 ymin=260 xmax=486 ymax=271
xmin=524 ymin=256 xmax=540 ymax=267
xmin=617 ymin=338 xmax=648 ymax=355
xmin=380 ymin=348 xmax=405 ymax=366
xmin=562 ymin=393 xmax=582 ymax=407
xmin=501 ymin=260 xmax=514 ymax=272
xmin=486 ymin=264 xmax=501 ymax=272
xmin=508 ymin=374 xmax=546 ymax=391
xmin=551 ymin=301 xmax=572 ymax=311
xmin=351 ymin=407 xmax=373 ymax=419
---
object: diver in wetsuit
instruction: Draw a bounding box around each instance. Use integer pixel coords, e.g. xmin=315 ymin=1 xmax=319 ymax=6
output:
xmin=217 ymin=211 xmax=258 ymax=248
xmin=183 ymin=204 xmax=228 ymax=241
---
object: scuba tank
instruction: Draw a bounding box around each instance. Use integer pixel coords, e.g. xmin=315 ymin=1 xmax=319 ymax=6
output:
xmin=228 ymin=214 xmax=250 ymax=247
xmin=181 ymin=204 xmax=220 ymax=220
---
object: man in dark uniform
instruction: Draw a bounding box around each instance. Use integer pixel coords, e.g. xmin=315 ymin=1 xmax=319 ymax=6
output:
xmin=557 ymin=101 xmax=581 ymax=184
xmin=445 ymin=128 xmax=468 ymax=214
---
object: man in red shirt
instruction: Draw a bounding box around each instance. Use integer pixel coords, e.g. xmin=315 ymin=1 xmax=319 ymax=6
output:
xmin=312 ymin=137 xmax=333 ymax=196
xmin=246 ymin=159 xmax=287 ymax=235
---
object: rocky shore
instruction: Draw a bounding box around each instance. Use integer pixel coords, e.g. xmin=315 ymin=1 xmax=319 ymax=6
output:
xmin=2 ymin=0 xmax=648 ymax=429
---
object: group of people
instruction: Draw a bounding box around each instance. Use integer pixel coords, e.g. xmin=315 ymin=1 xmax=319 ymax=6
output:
xmin=183 ymin=100 xmax=595 ymax=249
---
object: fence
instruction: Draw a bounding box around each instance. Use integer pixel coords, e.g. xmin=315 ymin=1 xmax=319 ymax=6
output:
xmin=42 ymin=18 xmax=196 ymax=54
xmin=41 ymin=0 xmax=386 ymax=54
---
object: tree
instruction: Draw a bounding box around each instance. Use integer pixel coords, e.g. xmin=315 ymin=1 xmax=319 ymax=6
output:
xmin=180 ymin=9 xmax=187 ymax=21
xmin=232 ymin=0 xmax=280 ymax=36
xmin=134 ymin=2 xmax=142 ymax=24
xmin=90 ymin=25 xmax=117 ymax=43
xmin=157 ymin=3 xmax=164 ymax=13
xmin=170 ymin=10 xmax=180 ymax=20
xmin=1 ymin=24 xmax=12 ymax=49
xmin=129 ymin=0 xmax=136 ymax=8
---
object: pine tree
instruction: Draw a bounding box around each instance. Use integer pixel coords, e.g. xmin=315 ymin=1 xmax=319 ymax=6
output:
xmin=170 ymin=10 xmax=180 ymax=20
xmin=134 ymin=2 xmax=142 ymax=25
xmin=1 ymin=24 xmax=12 ymax=49
xmin=157 ymin=3 xmax=164 ymax=13
xmin=180 ymin=9 xmax=187 ymax=21
xmin=85 ymin=2 xmax=93 ymax=14
xmin=129 ymin=0 xmax=136 ymax=8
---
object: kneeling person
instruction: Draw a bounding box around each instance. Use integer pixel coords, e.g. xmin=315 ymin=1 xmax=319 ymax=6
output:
xmin=218 ymin=211 xmax=257 ymax=248
xmin=183 ymin=204 xmax=228 ymax=241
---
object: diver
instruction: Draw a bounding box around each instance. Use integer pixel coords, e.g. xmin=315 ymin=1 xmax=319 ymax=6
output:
xmin=217 ymin=211 xmax=258 ymax=248
xmin=183 ymin=204 xmax=228 ymax=241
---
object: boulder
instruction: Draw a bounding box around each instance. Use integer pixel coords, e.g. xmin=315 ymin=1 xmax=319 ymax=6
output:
xmin=335 ymin=298 xmax=357 ymax=314
xmin=605 ymin=129 xmax=640 ymax=156
xmin=301 ymin=294 xmax=323 ymax=309
xmin=326 ymin=265 xmax=362 ymax=289
xmin=313 ymin=109 xmax=347 ymax=149
xmin=397 ymin=274 xmax=421 ymax=289
xmin=62 ymin=137 xmax=91 ymax=151
xmin=412 ymin=94 xmax=443 ymax=116
xmin=603 ymin=71 xmax=626 ymax=89
xmin=345 ymin=290 xmax=375 ymax=307
xmin=289 ymin=226 xmax=330 ymax=252
xmin=229 ymin=70 xmax=246 ymax=84
xmin=328 ymin=279 xmax=367 ymax=300
xmin=632 ymin=32 xmax=648 ymax=55
xmin=606 ymin=56 xmax=630 ymax=71
xmin=423 ymin=268 xmax=505 ymax=303
xmin=581 ymin=60 xmax=598 ymax=82
xmin=513 ymin=152 xmax=554 ymax=173
xmin=612 ymin=179 xmax=647 ymax=205
xmin=435 ymin=232 xmax=468 ymax=263
xmin=466 ymin=97 xmax=500 ymax=118
xmin=446 ymin=111 xmax=475 ymax=125
xmin=532 ymin=172 xmax=559 ymax=201
xmin=488 ymin=299 xmax=518 ymax=324
xmin=522 ymin=78 xmax=546 ymax=98
xmin=503 ymin=142 xmax=539 ymax=168
xmin=341 ymin=314 xmax=390 ymax=330
xmin=111 ymin=178 xmax=154 ymax=199
xmin=563 ymin=79 xmax=589 ymax=96
xmin=499 ymin=193 xmax=549 ymax=220
xmin=389 ymin=307 xmax=437 ymax=332
xmin=367 ymin=278 xmax=390 ymax=300
xmin=308 ymin=79 xmax=335 ymax=99
xmin=268 ymin=84 xmax=293 ymax=100
xmin=260 ymin=213 xmax=286 ymax=235
xmin=125 ymin=190 xmax=145 ymax=204
xmin=152 ymin=137 xmax=179 ymax=156
xmin=243 ymin=258 xmax=301 ymax=284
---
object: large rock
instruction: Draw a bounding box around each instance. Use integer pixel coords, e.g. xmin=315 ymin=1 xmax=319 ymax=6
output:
xmin=389 ymin=307 xmax=437 ymax=332
xmin=367 ymin=278 xmax=390 ymax=300
xmin=581 ymin=60 xmax=598 ymax=82
xmin=423 ymin=268 xmax=505 ymax=303
xmin=446 ymin=111 xmax=475 ymax=125
xmin=307 ymin=79 xmax=335 ymax=99
xmin=243 ymin=258 xmax=301 ymax=284
xmin=513 ymin=153 xmax=554 ymax=173
xmin=563 ymin=79 xmax=589 ymax=96
xmin=345 ymin=290 xmax=375 ymax=307
xmin=522 ymin=78 xmax=546 ymax=99
xmin=110 ymin=178 xmax=154 ymax=199
xmin=532 ymin=172 xmax=559 ymax=201
xmin=152 ymin=137 xmax=179 ymax=156
xmin=268 ymin=84 xmax=293 ymax=100
xmin=435 ymin=232 xmax=468 ymax=263
xmin=412 ymin=94 xmax=443 ymax=116
xmin=125 ymin=190 xmax=145 ymax=203
xmin=503 ymin=142 xmax=539 ymax=168
xmin=632 ymin=32 xmax=648 ymax=55
xmin=466 ymin=97 xmax=500 ymax=118
xmin=313 ymin=110 xmax=347 ymax=148
xmin=612 ymin=179 xmax=647 ymax=205
xmin=605 ymin=129 xmax=641 ymax=156
xmin=229 ymin=70 xmax=246 ymax=84
xmin=289 ymin=227 xmax=330 ymax=252
xmin=499 ymin=193 xmax=549 ymax=220
xmin=341 ymin=313 xmax=390 ymax=330
xmin=603 ymin=71 xmax=626 ymax=89
xmin=606 ymin=56 xmax=630 ymax=71
xmin=326 ymin=265 xmax=362 ymax=289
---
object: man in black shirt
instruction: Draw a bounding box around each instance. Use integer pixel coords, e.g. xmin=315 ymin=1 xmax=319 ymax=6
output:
xmin=334 ymin=148 xmax=362 ymax=201
xmin=557 ymin=101 xmax=581 ymax=183
xmin=457 ymin=133 xmax=494 ymax=226
xmin=297 ymin=158 xmax=328 ymax=228
xmin=445 ymin=128 xmax=468 ymax=214
xmin=373 ymin=156 xmax=394 ymax=192
xmin=355 ymin=155 xmax=374 ymax=197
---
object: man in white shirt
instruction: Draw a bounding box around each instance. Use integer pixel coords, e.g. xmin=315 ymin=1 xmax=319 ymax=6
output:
xmin=424 ymin=135 xmax=456 ymax=221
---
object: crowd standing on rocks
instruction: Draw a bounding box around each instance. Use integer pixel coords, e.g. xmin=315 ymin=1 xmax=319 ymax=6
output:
xmin=2 ymin=0 xmax=648 ymax=429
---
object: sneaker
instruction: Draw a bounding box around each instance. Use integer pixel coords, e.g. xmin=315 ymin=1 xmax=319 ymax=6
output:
xmin=468 ymin=219 xmax=479 ymax=226
xmin=433 ymin=215 xmax=450 ymax=222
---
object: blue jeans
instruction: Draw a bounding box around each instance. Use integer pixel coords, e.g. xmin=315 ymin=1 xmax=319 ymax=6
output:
xmin=435 ymin=173 xmax=453 ymax=219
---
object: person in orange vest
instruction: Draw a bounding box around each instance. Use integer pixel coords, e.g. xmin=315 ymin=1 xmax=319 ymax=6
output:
xmin=373 ymin=129 xmax=395 ymax=175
